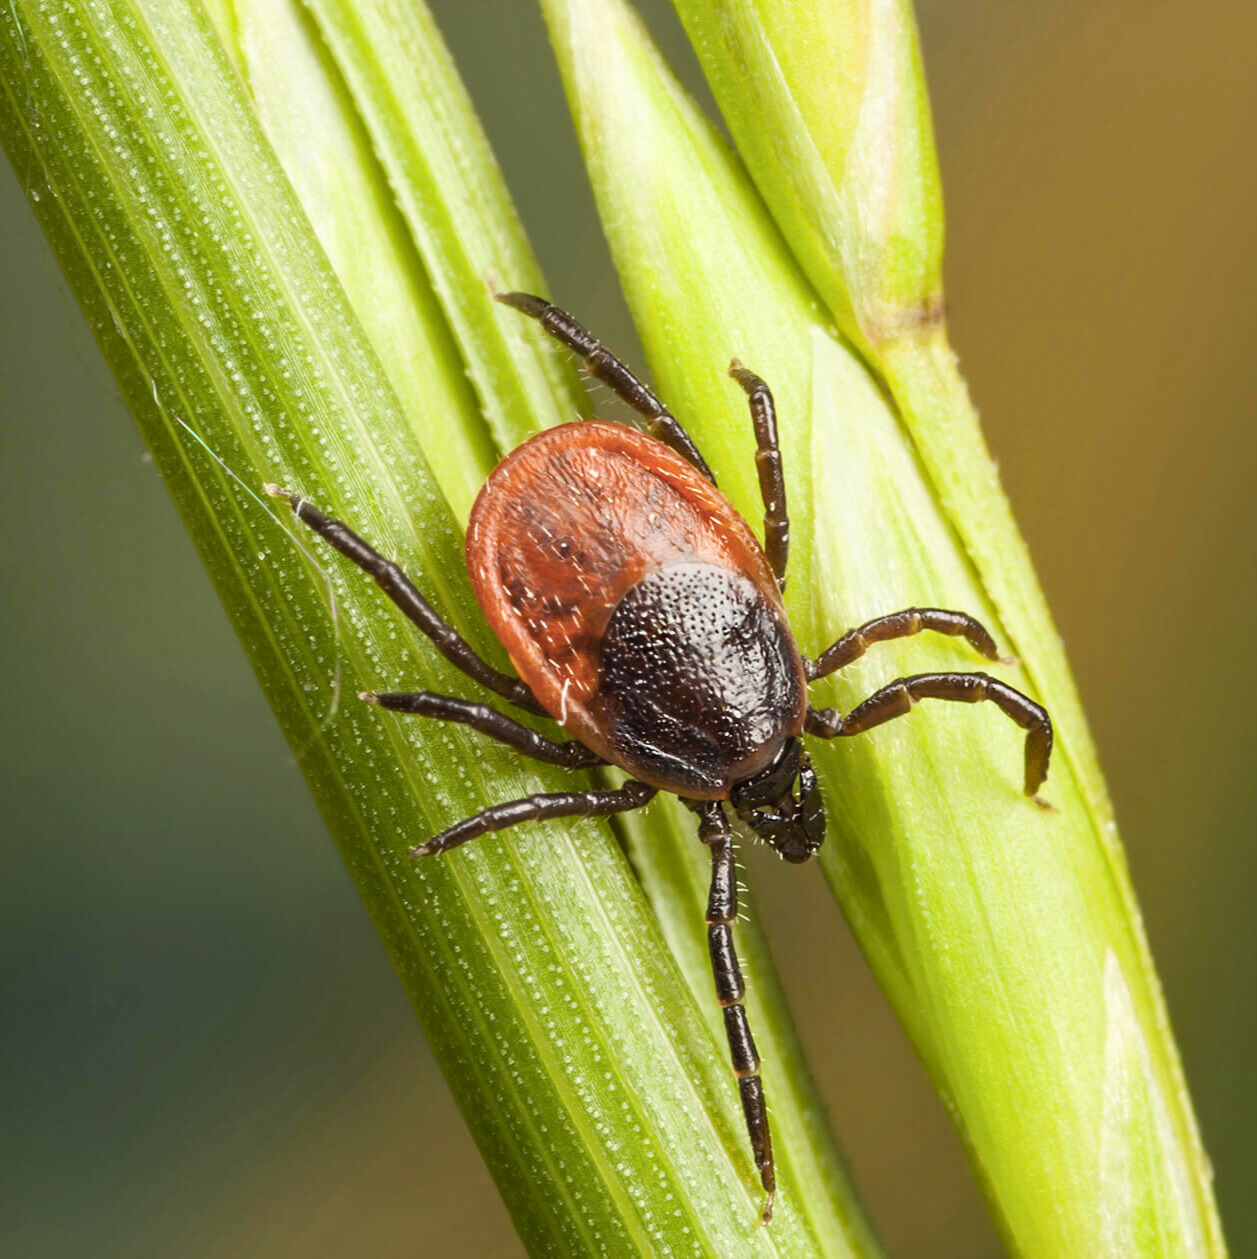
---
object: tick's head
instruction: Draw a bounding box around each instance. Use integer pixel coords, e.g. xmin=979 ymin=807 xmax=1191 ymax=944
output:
xmin=729 ymin=737 xmax=825 ymax=863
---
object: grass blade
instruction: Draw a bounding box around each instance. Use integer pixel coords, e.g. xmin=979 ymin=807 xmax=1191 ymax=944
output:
xmin=0 ymin=0 xmax=880 ymax=1249
xmin=545 ymin=0 xmax=1223 ymax=1253
xmin=203 ymin=0 xmax=495 ymax=517
xmin=303 ymin=0 xmax=586 ymax=457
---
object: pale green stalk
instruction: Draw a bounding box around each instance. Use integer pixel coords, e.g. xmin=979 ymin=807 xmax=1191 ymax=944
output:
xmin=0 ymin=0 xmax=879 ymax=1251
xmin=668 ymin=0 xmax=941 ymax=359
xmin=222 ymin=0 xmax=875 ymax=1246
xmin=301 ymin=0 xmax=585 ymax=457
xmin=202 ymin=0 xmax=495 ymax=517
xmin=545 ymin=0 xmax=1223 ymax=1254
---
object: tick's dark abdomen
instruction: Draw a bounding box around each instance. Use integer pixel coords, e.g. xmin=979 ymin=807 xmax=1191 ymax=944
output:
xmin=595 ymin=563 xmax=805 ymax=795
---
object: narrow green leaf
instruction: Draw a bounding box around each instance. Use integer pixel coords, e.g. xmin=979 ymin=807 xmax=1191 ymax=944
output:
xmin=210 ymin=0 xmax=876 ymax=1246
xmin=671 ymin=2 xmax=1224 ymax=1253
xmin=301 ymin=0 xmax=586 ymax=458
xmin=670 ymin=0 xmax=942 ymax=359
xmin=665 ymin=0 xmax=1125 ymax=859
xmin=542 ymin=0 xmax=1223 ymax=1255
xmin=0 ymin=0 xmax=871 ymax=1251
xmin=809 ymin=333 xmax=1216 ymax=1257
xmin=203 ymin=0 xmax=494 ymax=518
xmin=542 ymin=1 xmax=891 ymax=1253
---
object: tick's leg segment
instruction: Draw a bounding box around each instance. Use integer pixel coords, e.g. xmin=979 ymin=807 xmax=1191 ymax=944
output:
xmin=414 ymin=781 xmax=657 ymax=858
xmin=695 ymin=800 xmax=776 ymax=1224
xmin=266 ymin=487 xmax=544 ymax=716
xmin=807 ymin=607 xmax=1001 ymax=681
xmin=729 ymin=362 xmax=789 ymax=591
xmin=496 ymin=291 xmax=716 ymax=484
xmin=363 ymin=691 xmax=604 ymax=768
xmin=806 ymin=672 xmax=1053 ymax=798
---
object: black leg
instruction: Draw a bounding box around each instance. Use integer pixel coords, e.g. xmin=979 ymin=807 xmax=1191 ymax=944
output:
xmin=413 ymin=781 xmax=657 ymax=858
xmin=808 ymin=607 xmax=1002 ymax=681
xmin=694 ymin=800 xmax=776 ymax=1224
xmin=265 ymin=487 xmax=544 ymax=715
xmin=496 ymin=291 xmax=716 ymax=484
xmin=363 ymin=690 xmax=604 ymax=769
xmin=728 ymin=362 xmax=788 ymax=591
xmin=806 ymin=672 xmax=1053 ymax=799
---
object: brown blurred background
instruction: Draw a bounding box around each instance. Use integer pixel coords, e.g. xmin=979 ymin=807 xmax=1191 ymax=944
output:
xmin=2 ymin=2 xmax=1253 ymax=1256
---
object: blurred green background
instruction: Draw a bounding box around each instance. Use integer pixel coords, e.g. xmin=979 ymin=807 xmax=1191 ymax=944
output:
xmin=2 ymin=2 xmax=1253 ymax=1256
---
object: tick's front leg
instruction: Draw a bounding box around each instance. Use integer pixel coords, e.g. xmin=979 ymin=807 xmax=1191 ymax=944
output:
xmin=694 ymin=800 xmax=776 ymax=1223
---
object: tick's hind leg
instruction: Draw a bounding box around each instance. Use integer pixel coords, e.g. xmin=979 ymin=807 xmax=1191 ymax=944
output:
xmin=728 ymin=363 xmax=789 ymax=591
xmin=806 ymin=672 xmax=1053 ymax=800
xmin=414 ymin=781 xmax=657 ymax=858
xmin=808 ymin=607 xmax=1003 ymax=680
xmin=265 ymin=487 xmax=543 ymax=715
xmin=694 ymin=800 xmax=776 ymax=1224
xmin=496 ymin=291 xmax=715 ymax=484
xmin=364 ymin=691 xmax=604 ymax=768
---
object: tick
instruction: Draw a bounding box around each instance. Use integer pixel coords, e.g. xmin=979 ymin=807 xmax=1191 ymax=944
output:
xmin=267 ymin=292 xmax=1053 ymax=1225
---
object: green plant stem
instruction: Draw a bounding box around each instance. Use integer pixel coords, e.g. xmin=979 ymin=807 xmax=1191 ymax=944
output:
xmin=205 ymin=0 xmax=496 ymax=518
xmin=303 ymin=0 xmax=586 ymax=457
xmin=878 ymin=328 xmax=1224 ymax=1258
xmin=542 ymin=0 xmax=1224 ymax=1254
xmin=0 ymin=0 xmax=879 ymax=1251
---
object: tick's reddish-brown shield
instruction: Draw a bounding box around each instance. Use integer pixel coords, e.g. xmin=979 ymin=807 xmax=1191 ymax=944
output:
xmin=466 ymin=419 xmax=806 ymax=795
